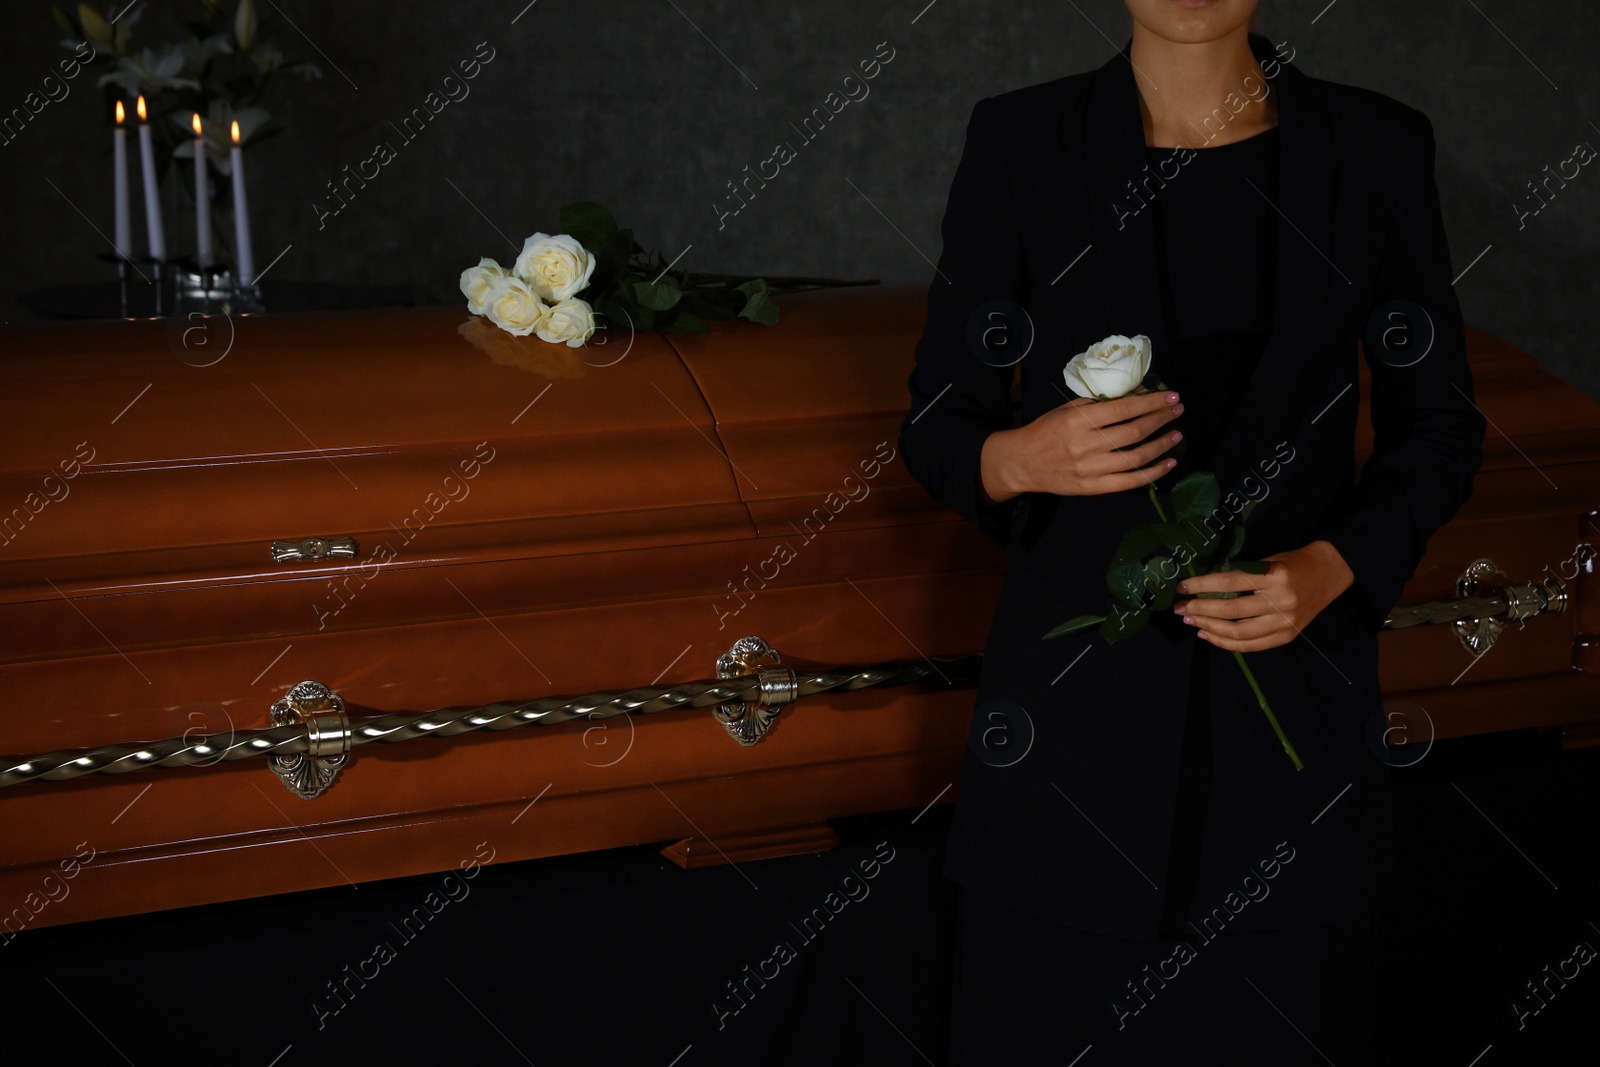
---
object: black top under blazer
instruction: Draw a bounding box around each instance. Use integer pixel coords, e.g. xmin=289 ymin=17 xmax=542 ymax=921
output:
xmin=899 ymin=33 xmax=1487 ymax=940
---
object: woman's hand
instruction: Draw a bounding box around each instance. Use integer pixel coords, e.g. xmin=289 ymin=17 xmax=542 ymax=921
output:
xmin=1172 ymin=540 xmax=1357 ymax=652
xmin=979 ymin=390 xmax=1185 ymax=504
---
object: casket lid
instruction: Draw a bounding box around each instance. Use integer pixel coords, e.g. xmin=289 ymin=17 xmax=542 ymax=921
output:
xmin=0 ymin=286 xmax=939 ymax=610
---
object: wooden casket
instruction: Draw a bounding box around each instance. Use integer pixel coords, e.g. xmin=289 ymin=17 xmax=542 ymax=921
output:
xmin=1 ymin=285 xmax=1598 ymax=933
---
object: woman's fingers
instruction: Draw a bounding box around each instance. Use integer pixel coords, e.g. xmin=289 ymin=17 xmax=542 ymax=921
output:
xmin=1069 ymin=426 xmax=1181 ymax=485
xmin=1190 ymin=609 xmax=1301 ymax=652
xmin=1064 ymin=394 xmax=1183 ymax=450
xmin=1027 ymin=391 xmax=1184 ymax=497
xmin=1087 ymin=455 xmax=1178 ymax=494
xmin=1176 ymin=591 xmax=1286 ymax=622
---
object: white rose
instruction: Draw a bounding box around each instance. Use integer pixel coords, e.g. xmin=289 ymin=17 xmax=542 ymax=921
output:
xmin=483 ymin=276 xmax=547 ymax=337
xmin=535 ymin=297 xmax=596 ymax=348
xmin=460 ymin=257 xmax=508 ymax=315
xmin=513 ymin=233 xmax=596 ymax=302
xmin=1063 ymin=333 xmax=1152 ymax=400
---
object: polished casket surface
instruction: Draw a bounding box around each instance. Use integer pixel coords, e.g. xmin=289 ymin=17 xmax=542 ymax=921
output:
xmin=0 ymin=286 xmax=1596 ymax=930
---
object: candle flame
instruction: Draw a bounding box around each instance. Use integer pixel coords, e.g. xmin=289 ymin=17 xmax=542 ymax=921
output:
xmin=115 ymin=100 xmax=125 ymax=125
xmin=231 ymin=120 xmax=241 ymax=145
xmin=136 ymin=95 xmax=147 ymax=122
xmin=192 ymin=112 xmax=203 ymax=137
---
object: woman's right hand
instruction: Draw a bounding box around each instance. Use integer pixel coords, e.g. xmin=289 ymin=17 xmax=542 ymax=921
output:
xmin=979 ymin=391 xmax=1185 ymax=504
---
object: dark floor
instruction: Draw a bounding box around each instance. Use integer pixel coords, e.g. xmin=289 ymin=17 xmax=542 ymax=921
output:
xmin=2 ymin=729 xmax=1596 ymax=1066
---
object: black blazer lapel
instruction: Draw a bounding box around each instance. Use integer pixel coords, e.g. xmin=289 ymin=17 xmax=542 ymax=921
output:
xmin=1208 ymin=37 xmax=1342 ymax=493
xmin=1073 ymin=32 xmax=1343 ymax=495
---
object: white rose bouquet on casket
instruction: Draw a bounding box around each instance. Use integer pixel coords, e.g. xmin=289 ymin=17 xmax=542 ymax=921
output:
xmin=1044 ymin=334 xmax=1303 ymax=770
xmin=462 ymin=202 xmax=877 ymax=347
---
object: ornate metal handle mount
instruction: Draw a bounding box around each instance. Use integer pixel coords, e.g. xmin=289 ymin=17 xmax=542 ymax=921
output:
xmin=1382 ymin=558 xmax=1567 ymax=656
xmin=713 ymin=636 xmax=797 ymax=746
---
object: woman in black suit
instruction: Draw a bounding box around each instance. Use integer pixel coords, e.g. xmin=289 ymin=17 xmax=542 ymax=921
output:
xmin=899 ymin=1 xmax=1485 ymax=1062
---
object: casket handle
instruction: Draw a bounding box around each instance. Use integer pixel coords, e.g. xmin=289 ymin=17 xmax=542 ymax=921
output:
xmin=1382 ymin=557 xmax=1568 ymax=657
xmin=712 ymin=636 xmax=798 ymax=746
xmin=267 ymin=680 xmax=352 ymax=799
xmin=270 ymin=535 xmax=358 ymax=562
xmin=0 ymin=651 xmax=982 ymax=792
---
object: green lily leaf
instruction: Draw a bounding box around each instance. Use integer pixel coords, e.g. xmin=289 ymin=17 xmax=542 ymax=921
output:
xmin=1043 ymin=614 xmax=1107 ymax=640
xmin=1101 ymin=607 xmax=1150 ymax=643
xmin=560 ymin=202 xmax=619 ymax=252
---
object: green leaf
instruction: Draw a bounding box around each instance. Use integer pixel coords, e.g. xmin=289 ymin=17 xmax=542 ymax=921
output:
xmin=1223 ymin=521 xmax=1248 ymax=561
xmin=590 ymin=230 xmax=634 ymax=291
xmin=680 ymin=289 xmax=742 ymax=321
xmin=631 ymin=279 xmax=682 ymax=311
xmin=1101 ymin=608 xmax=1150 ymax=643
xmin=658 ymin=310 xmax=708 ymax=335
xmin=594 ymin=295 xmax=644 ymax=333
xmin=1043 ymin=614 xmax=1106 ymax=640
xmin=607 ymin=294 xmax=653 ymax=332
xmin=560 ymin=202 xmax=619 ymax=252
xmin=1169 ymin=471 xmax=1221 ymax=523
xmin=1158 ymin=518 xmax=1219 ymax=561
xmin=1107 ymin=562 xmax=1147 ymax=607
xmin=735 ymin=278 xmax=780 ymax=326
xmin=51 ymin=5 xmax=76 ymax=36
xmin=1111 ymin=523 xmax=1170 ymax=569
xmin=1146 ymin=556 xmax=1179 ymax=610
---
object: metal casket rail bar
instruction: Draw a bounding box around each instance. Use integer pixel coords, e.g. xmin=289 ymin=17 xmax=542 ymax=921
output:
xmin=0 ymin=563 xmax=1560 ymax=796
xmin=0 ymin=637 xmax=986 ymax=793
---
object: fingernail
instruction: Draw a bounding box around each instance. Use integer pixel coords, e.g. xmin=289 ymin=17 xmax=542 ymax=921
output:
xmin=1176 ymin=581 xmax=1189 ymax=592
xmin=1183 ymin=615 xmax=1194 ymax=625
xmin=1172 ymin=403 xmax=1184 ymax=415
xmin=1197 ymin=631 xmax=1210 ymax=641
xmin=1166 ymin=392 xmax=1179 ymax=403
xmin=1170 ymin=432 xmax=1182 ymax=443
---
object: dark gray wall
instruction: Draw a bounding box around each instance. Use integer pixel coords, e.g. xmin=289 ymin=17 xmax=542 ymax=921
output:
xmin=3 ymin=1 xmax=1596 ymax=395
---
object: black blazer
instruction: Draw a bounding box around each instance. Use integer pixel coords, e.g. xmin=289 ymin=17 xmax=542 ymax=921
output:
xmin=899 ymin=33 xmax=1486 ymax=940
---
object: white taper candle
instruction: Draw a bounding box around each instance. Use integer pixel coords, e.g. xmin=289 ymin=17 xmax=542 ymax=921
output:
xmin=192 ymin=112 xmax=213 ymax=268
xmin=230 ymin=120 xmax=255 ymax=285
xmin=136 ymin=96 xmax=166 ymax=261
xmin=112 ymin=100 xmax=131 ymax=259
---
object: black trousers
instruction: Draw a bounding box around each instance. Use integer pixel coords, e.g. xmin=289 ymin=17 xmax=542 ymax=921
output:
xmin=949 ymin=884 xmax=1377 ymax=1065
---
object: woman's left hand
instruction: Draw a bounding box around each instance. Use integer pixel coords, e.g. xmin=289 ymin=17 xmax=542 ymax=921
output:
xmin=1171 ymin=540 xmax=1356 ymax=652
